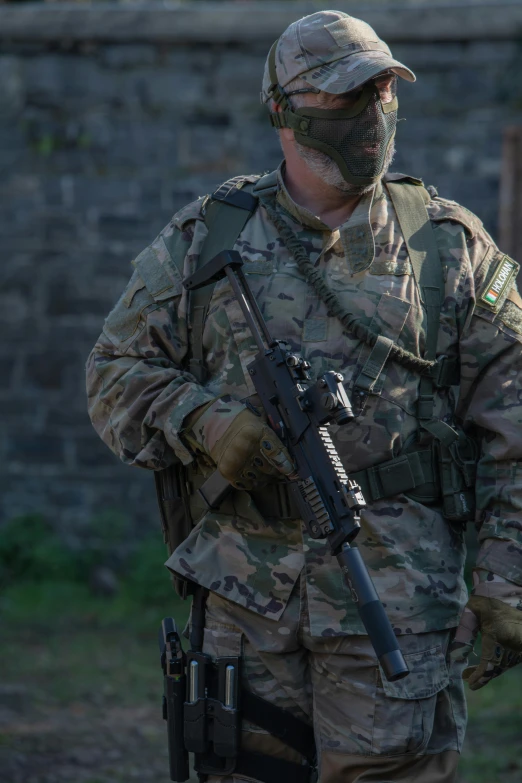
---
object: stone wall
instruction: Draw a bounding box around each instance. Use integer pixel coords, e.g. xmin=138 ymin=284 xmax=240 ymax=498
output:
xmin=1 ymin=1 xmax=521 ymax=532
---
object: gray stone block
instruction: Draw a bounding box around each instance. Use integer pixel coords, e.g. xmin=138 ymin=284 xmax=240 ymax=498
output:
xmin=23 ymin=350 xmax=79 ymax=392
xmin=45 ymin=282 xmax=116 ymax=318
xmin=0 ymin=55 xmax=24 ymax=120
xmin=101 ymin=44 xmax=157 ymax=69
xmin=0 ymin=477 xmax=47 ymax=524
xmin=48 ymin=481 xmax=98 ymax=510
xmin=213 ymin=49 xmax=266 ymax=111
xmin=120 ymin=65 xmax=206 ymax=114
xmin=1 ymin=3 xmax=521 ymax=45
xmin=25 ymin=54 xmax=121 ymax=110
xmin=45 ymin=403 xmax=91 ymax=429
xmin=71 ymin=176 xmax=140 ymax=210
xmin=75 ymin=435 xmax=123 ymax=469
xmin=7 ymin=433 xmax=65 ymax=465
xmin=98 ymin=213 xmax=154 ymax=243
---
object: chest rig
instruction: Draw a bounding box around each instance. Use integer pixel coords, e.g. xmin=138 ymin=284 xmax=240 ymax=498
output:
xmin=161 ymin=171 xmax=473 ymax=520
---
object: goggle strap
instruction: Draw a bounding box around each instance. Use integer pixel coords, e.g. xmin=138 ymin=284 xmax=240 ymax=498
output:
xmin=267 ymin=39 xmax=279 ymax=90
xmin=285 ymin=88 xmax=321 ymax=97
xmin=266 ymin=39 xmax=288 ymax=108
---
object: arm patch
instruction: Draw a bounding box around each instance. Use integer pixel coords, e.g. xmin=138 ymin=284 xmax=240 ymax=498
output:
xmin=103 ymin=269 xmax=156 ymax=348
xmin=476 ymin=275 xmax=522 ymax=336
xmin=477 ymin=255 xmax=520 ymax=313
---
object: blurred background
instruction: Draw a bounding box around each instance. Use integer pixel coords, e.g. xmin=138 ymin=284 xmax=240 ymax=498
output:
xmin=1 ymin=1 xmax=521 ymax=782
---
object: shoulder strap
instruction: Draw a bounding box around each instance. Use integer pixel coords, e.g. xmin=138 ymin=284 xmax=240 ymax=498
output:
xmin=253 ymin=169 xmax=279 ymax=198
xmin=385 ymin=180 xmax=442 ymax=313
xmin=188 ymin=178 xmax=260 ymax=383
xmin=386 ymin=181 xmax=457 ymax=443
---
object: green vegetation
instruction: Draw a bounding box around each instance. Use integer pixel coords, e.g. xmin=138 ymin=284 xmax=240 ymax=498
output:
xmin=462 ymin=670 xmax=522 ymax=783
xmin=0 ymin=512 xmax=190 ymax=634
xmin=0 ymin=513 xmax=520 ymax=783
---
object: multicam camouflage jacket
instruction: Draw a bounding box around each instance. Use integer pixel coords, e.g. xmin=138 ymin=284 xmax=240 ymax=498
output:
xmin=86 ymin=165 xmax=522 ymax=637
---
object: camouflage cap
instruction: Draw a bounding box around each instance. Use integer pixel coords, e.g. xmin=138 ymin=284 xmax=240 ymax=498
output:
xmin=261 ymin=10 xmax=415 ymax=103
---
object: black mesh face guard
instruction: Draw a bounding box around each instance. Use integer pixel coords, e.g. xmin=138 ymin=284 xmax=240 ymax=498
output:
xmin=291 ymin=82 xmax=398 ymax=187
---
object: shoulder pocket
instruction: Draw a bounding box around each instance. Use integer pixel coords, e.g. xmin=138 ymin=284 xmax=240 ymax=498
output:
xmin=104 ymin=269 xmax=157 ymax=347
xmin=103 ymin=240 xmax=184 ymax=348
xmin=134 ymin=240 xmax=184 ymax=302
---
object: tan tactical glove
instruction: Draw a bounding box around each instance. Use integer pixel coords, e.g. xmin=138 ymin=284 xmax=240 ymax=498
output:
xmin=450 ymin=569 xmax=522 ymax=690
xmin=182 ymin=396 xmax=295 ymax=491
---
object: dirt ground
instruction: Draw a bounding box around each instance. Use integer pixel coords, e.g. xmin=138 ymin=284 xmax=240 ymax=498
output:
xmin=1 ymin=607 xmax=521 ymax=783
xmin=0 ymin=619 xmax=197 ymax=783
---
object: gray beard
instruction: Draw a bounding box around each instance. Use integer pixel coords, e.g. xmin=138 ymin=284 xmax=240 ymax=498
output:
xmin=294 ymin=137 xmax=396 ymax=195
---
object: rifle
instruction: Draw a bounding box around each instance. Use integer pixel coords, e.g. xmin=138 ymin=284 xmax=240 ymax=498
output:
xmin=184 ymin=250 xmax=409 ymax=683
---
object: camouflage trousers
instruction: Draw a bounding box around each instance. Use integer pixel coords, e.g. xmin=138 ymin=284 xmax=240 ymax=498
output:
xmin=200 ymin=576 xmax=467 ymax=783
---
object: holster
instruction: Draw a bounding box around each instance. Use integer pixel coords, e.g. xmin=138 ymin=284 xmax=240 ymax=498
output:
xmin=160 ymin=617 xmax=190 ymax=782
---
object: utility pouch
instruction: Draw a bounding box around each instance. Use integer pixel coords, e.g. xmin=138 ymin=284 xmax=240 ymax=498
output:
xmin=436 ymin=431 xmax=478 ymax=524
xmin=155 ymin=464 xmax=194 ymax=598
xmin=398 ymin=438 xmax=440 ymax=506
xmin=184 ymin=651 xmax=241 ymax=776
xmin=184 ymin=651 xmax=211 ymax=755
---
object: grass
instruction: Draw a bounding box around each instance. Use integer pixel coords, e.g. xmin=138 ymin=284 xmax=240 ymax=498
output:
xmin=2 ymin=585 xmax=189 ymax=706
xmin=0 ymin=576 xmax=194 ymax=783
xmin=459 ymin=669 xmax=522 ymax=783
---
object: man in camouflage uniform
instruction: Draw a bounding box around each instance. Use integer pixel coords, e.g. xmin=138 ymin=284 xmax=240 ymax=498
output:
xmin=87 ymin=10 xmax=522 ymax=783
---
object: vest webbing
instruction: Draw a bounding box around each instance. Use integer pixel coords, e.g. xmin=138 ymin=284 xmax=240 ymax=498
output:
xmin=386 ymin=181 xmax=459 ymax=447
xmin=186 ymin=173 xmax=278 ymax=383
xmin=187 ymin=179 xmax=260 ymax=383
xmin=177 ymin=173 xmax=458 ymax=504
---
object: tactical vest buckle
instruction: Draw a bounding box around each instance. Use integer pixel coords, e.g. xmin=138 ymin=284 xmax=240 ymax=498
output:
xmin=417 ymin=393 xmax=434 ymax=420
xmin=430 ymin=354 xmax=460 ymax=389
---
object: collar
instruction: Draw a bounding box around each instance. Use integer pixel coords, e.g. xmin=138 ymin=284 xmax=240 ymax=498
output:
xmin=276 ymin=163 xmax=330 ymax=231
xmin=339 ymin=187 xmax=376 ymax=274
xmin=275 ymin=162 xmax=380 ymax=272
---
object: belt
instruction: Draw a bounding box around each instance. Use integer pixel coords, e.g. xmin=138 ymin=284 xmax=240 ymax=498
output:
xmin=351 ymin=448 xmax=440 ymax=504
xmin=192 ymin=449 xmax=439 ymax=522
xmin=251 ymin=449 xmax=439 ymax=518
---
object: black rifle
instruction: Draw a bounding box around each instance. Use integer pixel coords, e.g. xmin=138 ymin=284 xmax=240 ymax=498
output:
xmin=183 ymin=250 xmax=409 ymax=683
xmin=159 ymin=617 xmax=190 ymax=781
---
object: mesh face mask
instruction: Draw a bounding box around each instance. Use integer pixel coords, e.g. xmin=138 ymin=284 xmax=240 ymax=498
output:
xmin=270 ymin=78 xmax=398 ymax=187
xmin=294 ymin=80 xmax=398 ymax=185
